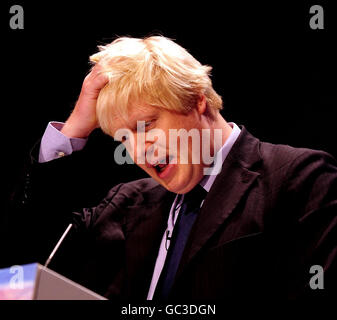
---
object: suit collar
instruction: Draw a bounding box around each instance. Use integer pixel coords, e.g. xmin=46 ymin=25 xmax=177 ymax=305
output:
xmin=199 ymin=122 xmax=241 ymax=192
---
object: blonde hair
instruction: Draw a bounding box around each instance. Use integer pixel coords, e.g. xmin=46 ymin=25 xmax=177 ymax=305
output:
xmin=90 ymin=36 xmax=223 ymax=135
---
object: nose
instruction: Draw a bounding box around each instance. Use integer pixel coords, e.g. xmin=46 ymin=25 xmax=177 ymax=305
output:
xmin=132 ymin=132 xmax=157 ymax=166
xmin=144 ymin=142 xmax=157 ymax=167
xmin=135 ymin=130 xmax=164 ymax=166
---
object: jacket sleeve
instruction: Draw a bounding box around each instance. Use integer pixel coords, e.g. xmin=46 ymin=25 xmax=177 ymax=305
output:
xmin=283 ymin=149 xmax=337 ymax=300
xmin=2 ymin=129 xmax=145 ymax=268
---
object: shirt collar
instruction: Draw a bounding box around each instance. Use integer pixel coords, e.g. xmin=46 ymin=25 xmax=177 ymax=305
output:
xmin=199 ymin=122 xmax=241 ymax=192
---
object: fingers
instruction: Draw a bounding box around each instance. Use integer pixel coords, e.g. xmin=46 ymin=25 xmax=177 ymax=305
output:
xmin=82 ymin=64 xmax=109 ymax=97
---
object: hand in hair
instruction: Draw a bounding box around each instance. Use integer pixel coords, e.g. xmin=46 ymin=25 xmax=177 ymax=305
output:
xmin=61 ymin=64 xmax=109 ymax=139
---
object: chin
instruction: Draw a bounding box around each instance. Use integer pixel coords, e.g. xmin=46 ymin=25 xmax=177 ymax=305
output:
xmin=167 ymin=182 xmax=195 ymax=194
xmin=156 ymin=180 xmax=184 ymax=194
xmin=146 ymin=168 xmax=196 ymax=194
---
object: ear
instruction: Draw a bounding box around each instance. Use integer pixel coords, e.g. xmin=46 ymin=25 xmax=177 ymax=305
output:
xmin=196 ymin=94 xmax=207 ymax=115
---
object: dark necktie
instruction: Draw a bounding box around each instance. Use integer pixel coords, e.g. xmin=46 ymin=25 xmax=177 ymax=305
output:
xmin=154 ymin=184 xmax=207 ymax=300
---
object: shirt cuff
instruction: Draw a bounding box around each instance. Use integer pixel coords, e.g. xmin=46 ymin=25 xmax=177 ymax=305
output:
xmin=38 ymin=121 xmax=88 ymax=163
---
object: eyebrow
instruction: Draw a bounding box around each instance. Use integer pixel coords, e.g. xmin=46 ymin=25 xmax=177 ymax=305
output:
xmin=128 ymin=113 xmax=158 ymax=130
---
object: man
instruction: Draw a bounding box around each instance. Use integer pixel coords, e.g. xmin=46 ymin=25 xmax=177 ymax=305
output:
xmin=8 ymin=36 xmax=337 ymax=301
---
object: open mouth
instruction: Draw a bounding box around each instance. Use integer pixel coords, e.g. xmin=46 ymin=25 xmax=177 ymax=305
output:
xmin=151 ymin=155 xmax=174 ymax=174
xmin=154 ymin=163 xmax=168 ymax=173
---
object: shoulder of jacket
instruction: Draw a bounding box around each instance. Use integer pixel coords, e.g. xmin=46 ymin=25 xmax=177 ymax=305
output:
xmin=102 ymin=178 xmax=170 ymax=208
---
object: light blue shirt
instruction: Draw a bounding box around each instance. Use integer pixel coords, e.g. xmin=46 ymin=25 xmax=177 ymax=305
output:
xmin=38 ymin=122 xmax=87 ymax=163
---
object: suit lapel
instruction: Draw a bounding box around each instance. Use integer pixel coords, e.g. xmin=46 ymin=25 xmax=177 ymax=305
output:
xmin=175 ymin=127 xmax=262 ymax=279
xmin=124 ymin=187 xmax=175 ymax=298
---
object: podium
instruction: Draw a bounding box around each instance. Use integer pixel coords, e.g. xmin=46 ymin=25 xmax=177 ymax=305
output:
xmin=0 ymin=263 xmax=106 ymax=300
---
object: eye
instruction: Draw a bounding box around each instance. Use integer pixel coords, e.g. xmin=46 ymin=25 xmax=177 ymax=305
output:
xmin=145 ymin=119 xmax=156 ymax=129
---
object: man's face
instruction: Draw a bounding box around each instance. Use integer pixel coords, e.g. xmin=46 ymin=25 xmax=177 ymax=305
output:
xmin=110 ymin=102 xmax=208 ymax=194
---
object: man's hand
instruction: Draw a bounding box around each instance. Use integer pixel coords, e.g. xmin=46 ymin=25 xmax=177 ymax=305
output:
xmin=61 ymin=64 xmax=109 ymax=138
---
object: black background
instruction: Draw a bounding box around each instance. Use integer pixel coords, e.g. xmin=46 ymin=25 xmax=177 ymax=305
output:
xmin=2 ymin=1 xmax=336 ymax=197
xmin=0 ymin=0 xmax=336 ymax=313
xmin=1 ymin=0 xmax=336 ymax=264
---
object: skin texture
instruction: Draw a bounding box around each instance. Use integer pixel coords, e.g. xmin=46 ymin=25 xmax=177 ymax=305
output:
xmin=61 ymin=65 xmax=232 ymax=194
xmin=61 ymin=64 xmax=109 ymax=138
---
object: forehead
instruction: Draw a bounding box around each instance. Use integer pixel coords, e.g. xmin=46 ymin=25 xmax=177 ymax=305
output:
xmin=109 ymin=102 xmax=160 ymax=135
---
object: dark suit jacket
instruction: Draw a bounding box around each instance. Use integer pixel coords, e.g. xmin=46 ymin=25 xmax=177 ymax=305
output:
xmin=5 ymin=127 xmax=337 ymax=302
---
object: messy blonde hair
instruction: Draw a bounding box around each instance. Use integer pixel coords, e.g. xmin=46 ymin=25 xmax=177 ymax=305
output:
xmin=90 ymin=36 xmax=223 ymax=135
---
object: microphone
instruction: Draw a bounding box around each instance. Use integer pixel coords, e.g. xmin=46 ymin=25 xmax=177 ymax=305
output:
xmin=165 ymin=230 xmax=172 ymax=251
xmin=43 ymin=223 xmax=73 ymax=269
